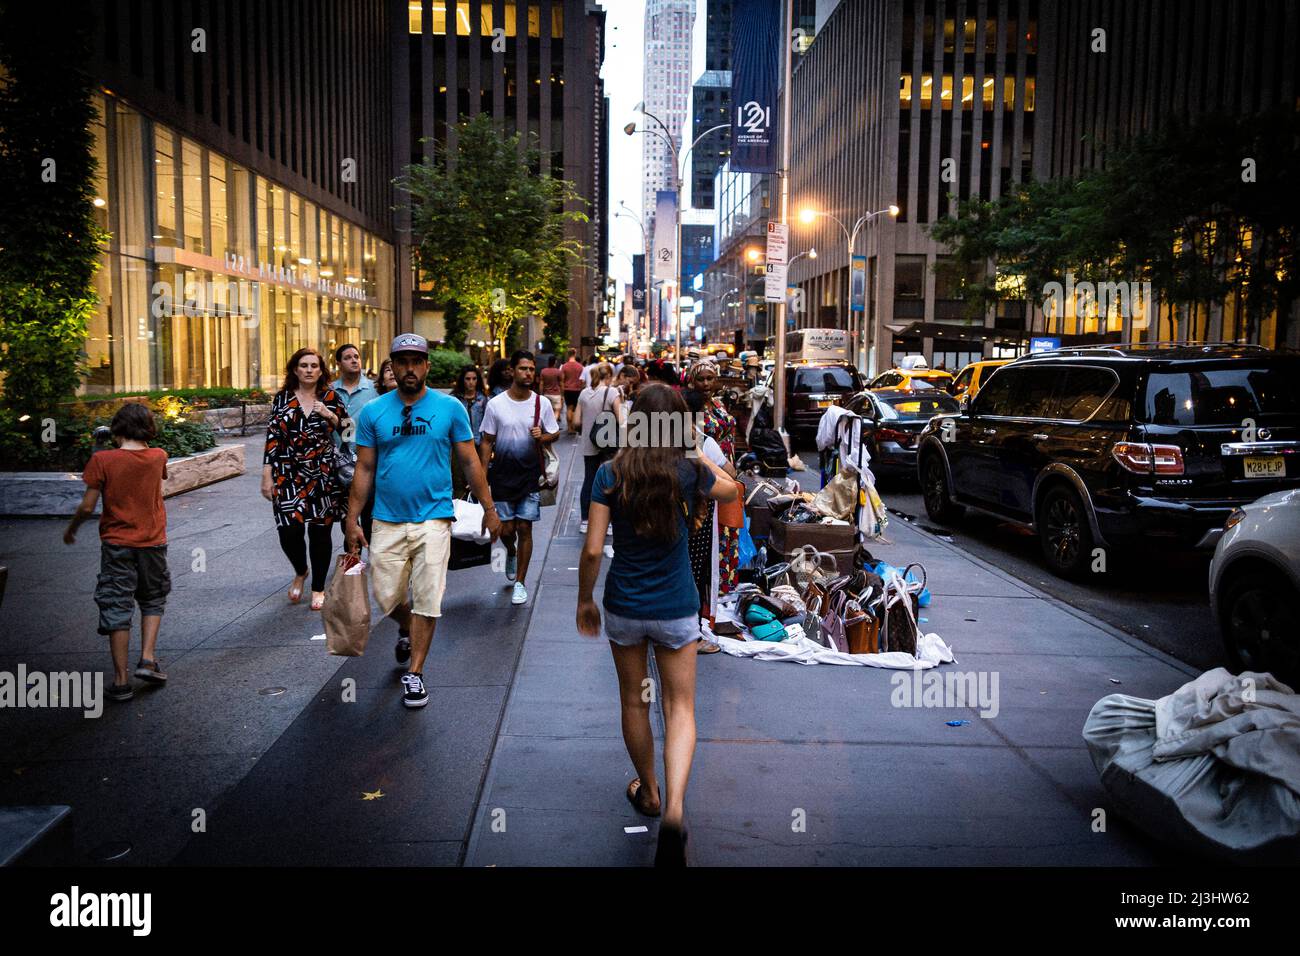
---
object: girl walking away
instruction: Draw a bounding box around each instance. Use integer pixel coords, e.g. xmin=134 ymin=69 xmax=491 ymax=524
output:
xmin=486 ymin=357 xmax=513 ymax=398
xmin=262 ymin=348 xmax=350 ymax=611
xmin=574 ymin=362 xmax=622 ymax=534
xmin=64 ymin=403 xmax=171 ymax=702
xmin=576 ymin=383 xmax=738 ymax=866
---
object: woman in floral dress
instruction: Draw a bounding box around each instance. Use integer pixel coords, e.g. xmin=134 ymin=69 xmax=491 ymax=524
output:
xmin=261 ymin=347 xmax=350 ymax=610
xmin=685 ymin=361 xmax=740 ymax=598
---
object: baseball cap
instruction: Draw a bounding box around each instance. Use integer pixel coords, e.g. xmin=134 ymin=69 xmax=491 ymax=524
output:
xmin=389 ymin=333 xmax=429 ymax=356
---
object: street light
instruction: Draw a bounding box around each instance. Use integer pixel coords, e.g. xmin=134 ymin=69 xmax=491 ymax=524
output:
xmin=796 ymin=204 xmax=899 ymax=370
xmin=626 ymin=111 xmax=730 ymax=366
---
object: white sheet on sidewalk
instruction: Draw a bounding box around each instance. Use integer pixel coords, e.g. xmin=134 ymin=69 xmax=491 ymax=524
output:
xmin=1083 ymin=668 xmax=1300 ymax=859
xmin=715 ymin=631 xmax=956 ymax=669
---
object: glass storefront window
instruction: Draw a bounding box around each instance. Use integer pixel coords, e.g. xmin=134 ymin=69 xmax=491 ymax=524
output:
xmin=209 ymin=154 xmax=229 ymax=258
xmin=181 ymin=138 xmax=205 ymax=254
xmin=154 ymin=131 xmax=179 ymax=248
xmin=86 ymin=94 xmax=396 ymax=395
xmin=256 ymin=176 xmax=271 ymax=265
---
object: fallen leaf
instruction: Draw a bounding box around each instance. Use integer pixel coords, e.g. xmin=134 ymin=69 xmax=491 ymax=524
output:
xmin=362 ymin=789 xmax=385 ymax=801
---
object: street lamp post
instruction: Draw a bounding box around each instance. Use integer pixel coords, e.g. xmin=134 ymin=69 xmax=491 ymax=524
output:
xmin=798 ymin=205 xmax=898 ymax=370
xmin=626 ymin=111 xmax=730 ymax=370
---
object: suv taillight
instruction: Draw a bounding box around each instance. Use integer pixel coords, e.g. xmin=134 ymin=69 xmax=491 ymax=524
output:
xmin=1112 ymin=441 xmax=1185 ymax=475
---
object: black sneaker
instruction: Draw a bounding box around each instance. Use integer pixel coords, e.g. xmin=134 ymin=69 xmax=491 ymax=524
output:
xmin=401 ymin=672 xmax=428 ymax=709
xmin=107 ymin=682 xmax=134 ymax=702
xmin=394 ymin=633 xmax=411 ymax=665
xmin=134 ymin=659 xmax=167 ymax=683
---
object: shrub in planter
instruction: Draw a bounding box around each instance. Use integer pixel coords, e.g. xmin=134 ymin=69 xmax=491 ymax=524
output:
xmin=0 ymin=398 xmax=216 ymax=472
xmin=426 ymin=349 xmax=474 ymax=386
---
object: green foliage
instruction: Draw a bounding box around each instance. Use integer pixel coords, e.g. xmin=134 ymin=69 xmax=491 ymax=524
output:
xmin=928 ymin=110 xmax=1300 ymax=338
xmin=0 ymin=398 xmax=216 ymax=472
xmin=398 ymin=114 xmax=587 ymax=359
xmin=425 ymin=349 xmax=474 ymax=386
xmin=542 ymin=300 xmax=570 ymax=356
xmin=116 ymin=387 xmax=274 ymax=409
xmin=0 ymin=3 xmax=108 ymax=414
xmin=442 ymin=299 xmax=469 ymax=352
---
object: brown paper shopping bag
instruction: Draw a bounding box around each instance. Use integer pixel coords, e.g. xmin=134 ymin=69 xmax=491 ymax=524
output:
xmin=323 ymin=553 xmax=372 ymax=656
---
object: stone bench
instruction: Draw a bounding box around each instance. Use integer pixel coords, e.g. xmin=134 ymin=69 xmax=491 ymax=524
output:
xmin=0 ymin=806 xmax=73 ymax=866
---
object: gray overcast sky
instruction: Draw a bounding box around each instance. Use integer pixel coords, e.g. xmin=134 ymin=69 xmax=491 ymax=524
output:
xmin=600 ymin=1 xmax=648 ymax=290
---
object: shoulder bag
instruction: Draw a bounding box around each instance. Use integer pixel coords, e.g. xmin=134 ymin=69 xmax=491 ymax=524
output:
xmin=586 ymin=386 xmax=620 ymax=453
xmin=534 ymin=393 xmax=560 ymax=505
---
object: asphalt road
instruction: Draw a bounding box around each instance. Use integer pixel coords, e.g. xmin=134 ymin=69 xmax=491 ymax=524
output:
xmin=784 ymin=441 xmax=1225 ymax=674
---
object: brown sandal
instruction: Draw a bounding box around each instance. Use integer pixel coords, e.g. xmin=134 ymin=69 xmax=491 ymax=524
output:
xmin=697 ymin=638 xmax=721 ymax=654
xmin=626 ymin=778 xmax=661 ymax=817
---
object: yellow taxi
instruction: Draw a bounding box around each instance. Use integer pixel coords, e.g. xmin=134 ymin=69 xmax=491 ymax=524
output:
xmin=950 ymin=359 xmax=1011 ymax=399
xmin=866 ymin=365 xmax=955 ymax=393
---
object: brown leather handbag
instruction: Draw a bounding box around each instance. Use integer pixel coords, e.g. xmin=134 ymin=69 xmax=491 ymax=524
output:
xmin=844 ymin=596 xmax=880 ymax=654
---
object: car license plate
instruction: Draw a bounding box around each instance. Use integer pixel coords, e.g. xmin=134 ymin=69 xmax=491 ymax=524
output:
xmin=817 ymin=400 xmax=834 ymax=408
xmin=1242 ymin=455 xmax=1285 ymax=478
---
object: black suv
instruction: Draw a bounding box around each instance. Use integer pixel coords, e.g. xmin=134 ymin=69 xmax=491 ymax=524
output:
xmin=915 ymin=345 xmax=1300 ymax=577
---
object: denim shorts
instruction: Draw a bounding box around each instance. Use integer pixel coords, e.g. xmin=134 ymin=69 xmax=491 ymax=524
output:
xmin=95 ymin=543 xmax=171 ymax=635
xmin=603 ymin=609 xmax=702 ymax=650
xmin=495 ymin=491 xmax=541 ymax=522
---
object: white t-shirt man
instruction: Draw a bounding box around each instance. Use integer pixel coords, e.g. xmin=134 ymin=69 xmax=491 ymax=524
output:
xmin=479 ymin=390 xmax=560 ymax=505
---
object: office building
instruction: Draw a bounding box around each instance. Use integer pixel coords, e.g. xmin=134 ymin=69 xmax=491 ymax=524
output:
xmin=84 ymin=0 xmax=398 ymax=392
xmin=402 ymin=0 xmax=608 ymax=352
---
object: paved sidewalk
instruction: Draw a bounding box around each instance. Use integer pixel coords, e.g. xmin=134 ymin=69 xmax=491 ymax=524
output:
xmin=464 ymin=465 xmax=1199 ymax=866
xmin=2 ymin=432 xmax=1200 ymax=866
xmin=0 ymin=434 xmax=575 ymax=866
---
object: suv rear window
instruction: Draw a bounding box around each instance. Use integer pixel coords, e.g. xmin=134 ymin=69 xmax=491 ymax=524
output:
xmin=793 ymin=367 xmax=857 ymax=393
xmin=1143 ymin=367 xmax=1300 ymax=425
xmin=878 ymin=393 xmax=959 ymax=420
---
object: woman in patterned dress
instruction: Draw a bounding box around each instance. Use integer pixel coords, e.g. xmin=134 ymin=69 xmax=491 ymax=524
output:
xmin=260 ymin=347 xmax=350 ymax=610
xmin=684 ymin=361 xmax=741 ymax=640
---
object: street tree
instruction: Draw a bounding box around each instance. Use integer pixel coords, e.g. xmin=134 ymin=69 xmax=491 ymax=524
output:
xmin=929 ymin=110 xmax=1300 ymax=341
xmin=0 ymin=2 xmax=108 ymax=415
xmin=399 ymin=115 xmax=587 ymax=358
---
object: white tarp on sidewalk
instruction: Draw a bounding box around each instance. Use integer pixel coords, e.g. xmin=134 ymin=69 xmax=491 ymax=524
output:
xmin=715 ymin=632 xmax=956 ymax=669
xmin=1083 ymin=667 xmax=1300 ymax=860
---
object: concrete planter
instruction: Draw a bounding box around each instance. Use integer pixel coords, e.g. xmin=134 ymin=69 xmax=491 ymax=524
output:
xmin=200 ymin=403 xmax=272 ymax=434
xmin=0 ymin=444 xmax=246 ymax=517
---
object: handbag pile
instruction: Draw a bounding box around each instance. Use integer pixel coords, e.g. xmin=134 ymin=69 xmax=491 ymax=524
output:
xmin=724 ymin=543 xmax=928 ymax=656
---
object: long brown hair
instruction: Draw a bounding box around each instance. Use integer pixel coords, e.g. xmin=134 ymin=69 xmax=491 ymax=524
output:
xmin=281 ymin=348 xmax=331 ymax=397
xmin=609 ymin=383 xmax=707 ymax=542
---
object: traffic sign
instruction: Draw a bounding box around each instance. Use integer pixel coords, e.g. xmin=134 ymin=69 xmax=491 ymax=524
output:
xmin=765 ymin=221 xmax=789 ymax=264
xmin=764 ymin=261 xmax=788 ymax=302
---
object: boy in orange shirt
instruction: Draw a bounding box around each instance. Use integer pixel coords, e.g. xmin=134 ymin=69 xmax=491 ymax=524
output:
xmin=64 ymin=403 xmax=172 ymax=702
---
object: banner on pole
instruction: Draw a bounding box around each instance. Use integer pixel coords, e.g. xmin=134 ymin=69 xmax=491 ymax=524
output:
xmin=653 ymin=191 xmax=678 ymax=277
xmin=850 ymin=255 xmax=867 ymax=312
xmin=631 ymin=253 xmax=646 ymax=312
xmin=765 ymin=221 xmax=789 ymax=264
xmin=730 ymin=0 xmax=781 ymax=174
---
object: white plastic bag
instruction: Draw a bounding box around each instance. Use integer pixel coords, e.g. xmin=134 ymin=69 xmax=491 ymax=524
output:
xmin=451 ymin=498 xmax=490 ymax=544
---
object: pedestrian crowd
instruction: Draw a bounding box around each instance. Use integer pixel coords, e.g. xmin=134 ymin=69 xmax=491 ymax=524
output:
xmin=65 ymin=334 xmax=745 ymax=865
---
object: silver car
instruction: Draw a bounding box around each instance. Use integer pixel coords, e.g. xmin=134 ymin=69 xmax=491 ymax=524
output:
xmin=1209 ymin=488 xmax=1300 ymax=687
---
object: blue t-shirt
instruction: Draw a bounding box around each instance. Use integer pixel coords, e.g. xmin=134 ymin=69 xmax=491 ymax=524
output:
xmin=591 ymin=459 xmax=716 ymax=620
xmin=355 ymin=389 xmax=472 ymax=523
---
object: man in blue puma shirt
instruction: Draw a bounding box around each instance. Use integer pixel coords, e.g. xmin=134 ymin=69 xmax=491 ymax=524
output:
xmin=347 ymin=334 xmax=501 ymax=709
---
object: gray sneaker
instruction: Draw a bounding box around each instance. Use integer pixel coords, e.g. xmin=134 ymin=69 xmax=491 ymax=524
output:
xmin=505 ymin=552 xmax=518 ymax=581
xmin=134 ymin=659 xmax=167 ymax=683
